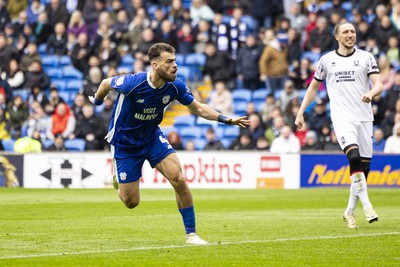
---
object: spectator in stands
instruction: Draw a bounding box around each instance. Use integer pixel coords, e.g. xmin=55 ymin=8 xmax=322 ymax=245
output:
xmin=150 ymin=7 xmax=167 ymax=34
xmin=193 ymin=20 xmax=211 ymax=54
xmin=386 ymin=36 xmax=400 ymax=67
xmin=27 ymin=84 xmax=49 ymax=109
xmin=97 ymin=38 xmax=121 ymax=74
xmin=209 ymin=81 xmax=233 ymax=115
xmin=81 ymin=67 xmax=103 ymax=101
xmin=46 ymin=102 xmax=76 ymax=140
xmin=278 ymin=79 xmax=299 ymax=113
xmin=236 ymin=35 xmax=263 ymax=90
xmin=264 ymin=114 xmax=285 ymax=144
xmin=71 ymin=32 xmax=94 ymax=75
xmin=45 ymin=0 xmax=70 ymax=27
xmin=316 ymin=123 xmax=332 ymax=150
xmin=203 ymin=42 xmax=235 ymax=88
xmin=120 ymin=15 xmax=145 ymax=54
xmin=323 ymin=130 xmax=341 ymax=152
xmin=289 ymin=57 xmax=313 ymax=90
xmin=157 ymin=20 xmax=179 ymax=51
xmin=133 ymin=28 xmax=159 ymax=62
xmin=23 ymin=60 xmax=50 ymax=90
xmin=254 ymin=136 xmax=270 ymax=150
xmin=0 ymin=76 xmax=12 ymax=103
xmin=93 ymin=16 xmax=114 ymax=49
xmin=210 ymin=12 xmax=231 ymax=53
xmin=294 ymin=119 xmax=309 ymax=147
xmin=168 ymin=0 xmax=186 ymax=27
xmin=32 ymin=11 xmax=53 ymax=45
xmin=301 ymin=130 xmax=319 ymax=151
xmin=0 ymin=34 xmax=18 ymax=74
xmin=287 ymin=2 xmax=308 ymax=37
xmin=378 ymin=55 xmax=396 ymax=91
xmin=177 ymin=22 xmax=194 ymax=55
xmin=371 ymin=94 xmax=386 ymax=127
xmin=46 ymin=22 xmax=68 ymax=55
xmin=250 ymin=0 xmax=282 ymax=32
xmin=384 ymin=122 xmax=400 ymax=153
xmin=0 ymin=0 xmax=11 ymax=32
xmin=26 ymin=100 xmax=48 ymax=141
xmin=306 ymin=16 xmax=334 ymax=55
xmin=372 ymin=127 xmax=386 ymax=152
xmin=270 ymin=124 xmax=300 ymax=153
xmin=26 ymin=0 xmax=45 ymax=25
xmin=67 ymin=10 xmax=87 ymax=39
xmin=241 ymin=113 xmax=264 ymax=147
xmin=0 ymin=106 xmax=11 ymax=141
xmin=259 ymin=31 xmax=288 ymax=93
xmin=190 ymin=0 xmax=215 ymax=26
xmin=12 ymin=10 xmax=29 ymax=37
xmin=229 ymin=130 xmax=254 ymax=150
xmin=228 ymin=6 xmax=248 ymax=59
xmin=1 ymin=59 xmax=24 ymax=91
xmin=287 ymin=27 xmax=302 ymax=68
xmin=45 ymin=132 xmax=67 ymax=151
xmin=364 ymin=37 xmax=380 ymax=60
xmin=374 ymin=15 xmax=397 ymax=53
xmin=185 ymin=139 xmax=196 ymax=151
xmin=71 ymin=103 xmax=103 ymax=150
xmin=356 ymin=20 xmax=371 ymax=50
xmin=97 ymin=97 xmax=114 ymax=149
xmin=0 ymin=89 xmax=6 ymax=110
xmin=7 ymin=95 xmax=29 ymax=133
xmin=385 ymin=71 xmax=400 ymax=113
xmin=259 ymin=93 xmax=278 ymax=124
xmin=307 ymin=99 xmax=331 ymax=132
xmin=112 ymin=9 xmax=130 ymax=46
xmin=47 ymin=85 xmax=65 ymax=113
xmin=20 ymin=42 xmax=41 ymax=72
xmin=204 ymin=127 xmax=224 ymax=150
xmin=82 ymin=0 xmax=107 ymax=40
xmin=14 ymin=130 xmax=42 ymax=153
xmin=6 ymin=0 xmax=28 ymax=21
xmin=70 ymin=93 xmax=85 ymax=121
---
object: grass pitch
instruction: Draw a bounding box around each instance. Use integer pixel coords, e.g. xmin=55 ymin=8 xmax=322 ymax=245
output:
xmin=0 ymin=188 xmax=399 ymax=266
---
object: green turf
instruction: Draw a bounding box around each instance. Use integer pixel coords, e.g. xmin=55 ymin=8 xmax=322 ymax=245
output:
xmin=0 ymin=188 xmax=399 ymax=266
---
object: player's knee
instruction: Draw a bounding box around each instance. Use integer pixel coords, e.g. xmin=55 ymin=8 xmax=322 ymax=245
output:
xmin=346 ymin=148 xmax=362 ymax=172
xmin=168 ymin=173 xmax=187 ymax=190
xmin=123 ymin=198 xmax=140 ymax=209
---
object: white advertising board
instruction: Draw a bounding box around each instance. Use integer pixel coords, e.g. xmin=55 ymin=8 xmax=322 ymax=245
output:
xmin=23 ymin=152 xmax=300 ymax=189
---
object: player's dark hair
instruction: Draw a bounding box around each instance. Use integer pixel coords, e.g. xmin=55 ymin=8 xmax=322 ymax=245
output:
xmin=148 ymin=43 xmax=176 ymax=62
xmin=334 ymin=22 xmax=354 ymax=35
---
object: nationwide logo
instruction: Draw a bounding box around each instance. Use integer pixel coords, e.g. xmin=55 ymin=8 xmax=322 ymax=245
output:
xmin=40 ymin=158 xmax=92 ymax=188
xmin=260 ymin=156 xmax=281 ymax=172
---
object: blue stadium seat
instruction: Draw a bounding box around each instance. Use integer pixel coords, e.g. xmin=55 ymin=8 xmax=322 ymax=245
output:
xmin=160 ymin=126 xmax=178 ymax=137
xmin=38 ymin=43 xmax=47 ymax=55
xmin=58 ymin=91 xmax=70 ymax=102
xmin=221 ymin=138 xmax=234 ymax=149
xmin=62 ymin=66 xmax=83 ymax=81
xmin=341 ymin=1 xmax=352 ymax=11
xmin=2 ymin=139 xmax=16 ymax=152
xmin=193 ymin=138 xmax=207 ymax=150
xmin=13 ymin=89 xmax=30 ymax=101
xmin=41 ymin=55 xmax=59 ymax=68
xmin=64 ymin=138 xmax=86 ymax=151
xmin=179 ymin=126 xmax=202 ymax=140
xmin=177 ymin=66 xmax=191 ymax=82
xmin=196 ymin=116 xmax=218 ymax=130
xmin=50 ymin=79 xmax=67 ymax=91
xmin=121 ymin=54 xmax=135 ymax=65
xmin=46 ymin=68 xmax=63 ymax=79
xmin=185 ymin=53 xmax=206 ymax=66
xmin=117 ymin=66 xmax=133 ymax=74
xmin=274 ymin=89 xmax=283 ymax=100
xmin=173 ymin=115 xmax=196 ymax=129
xmin=252 ymin=88 xmax=270 ymax=101
xmin=176 ymin=53 xmax=185 ymax=65
xmin=42 ymin=139 xmax=54 ymax=149
xmin=232 ymin=89 xmax=252 ymax=102
xmin=66 ymin=80 xmax=82 ymax=92
xmin=59 ymin=55 xmax=72 ymax=66
xmin=224 ymin=127 xmax=240 ymax=139
xmin=233 ymin=101 xmax=248 ymax=116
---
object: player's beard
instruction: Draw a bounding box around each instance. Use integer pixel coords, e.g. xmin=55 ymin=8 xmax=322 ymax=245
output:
xmin=158 ymin=68 xmax=176 ymax=82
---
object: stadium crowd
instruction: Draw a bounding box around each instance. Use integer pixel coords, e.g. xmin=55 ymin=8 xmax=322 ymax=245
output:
xmin=0 ymin=0 xmax=399 ymax=153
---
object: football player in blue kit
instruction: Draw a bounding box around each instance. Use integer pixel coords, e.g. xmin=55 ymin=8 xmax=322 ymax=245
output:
xmin=89 ymin=43 xmax=249 ymax=245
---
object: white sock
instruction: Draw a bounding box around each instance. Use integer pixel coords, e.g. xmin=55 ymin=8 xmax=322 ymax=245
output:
xmin=345 ymin=182 xmax=359 ymax=214
xmin=351 ymin=172 xmax=372 ymax=210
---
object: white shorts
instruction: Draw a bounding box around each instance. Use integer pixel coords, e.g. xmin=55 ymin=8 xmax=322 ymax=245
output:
xmin=332 ymin=120 xmax=373 ymax=158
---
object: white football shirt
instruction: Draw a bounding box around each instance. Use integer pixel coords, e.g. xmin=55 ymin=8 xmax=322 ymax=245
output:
xmin=313 ymin=49 xmax=379 ymax=122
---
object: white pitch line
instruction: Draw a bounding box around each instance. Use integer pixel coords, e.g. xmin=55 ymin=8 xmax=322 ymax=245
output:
xmin=1 ymin=232 xmax=399 ymax=260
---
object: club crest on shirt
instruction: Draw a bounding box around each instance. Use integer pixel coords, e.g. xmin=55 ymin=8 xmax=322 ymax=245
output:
xmin=354 ymin=60 xmax=359 ymax=67
xmin=116 ymin=76 xmax=125 ymax=86
xmin=162 ymin=95 xmax=170 ymax=104
xmin=341 ymin=137 xmax=346 ymax=145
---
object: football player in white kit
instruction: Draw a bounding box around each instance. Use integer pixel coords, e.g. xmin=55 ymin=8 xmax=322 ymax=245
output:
xmin=295 ymin=22 xmax=382 ymax=229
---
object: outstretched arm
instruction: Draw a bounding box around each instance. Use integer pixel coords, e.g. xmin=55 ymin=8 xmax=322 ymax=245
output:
xmin=187 ymin=99 xmax=250 ymax=128
xmin=88 ymin=78 xmax=113 ymax=105
xmin=295 ymin=78 xmax=322 ymax=130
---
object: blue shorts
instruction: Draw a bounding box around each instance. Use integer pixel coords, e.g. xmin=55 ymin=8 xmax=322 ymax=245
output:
xmin=111 ymin=132 xmax=175 ymax=183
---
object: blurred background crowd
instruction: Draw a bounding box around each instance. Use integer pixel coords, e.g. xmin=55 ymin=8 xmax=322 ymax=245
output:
xmin=0 ymin=0 xmax=399 ymax=153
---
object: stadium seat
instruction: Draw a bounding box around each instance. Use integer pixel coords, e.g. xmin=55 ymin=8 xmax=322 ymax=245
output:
xmin=64 ymin=138 xmax=86 ymax=151
xmin=252 ymin=88 xmax=270 ymax=101
xmin=42 ymin=139 xmax=54 ymax=149
xmin=233 ymin=101 xmax=248 ymax=116
xmin=196 ymin=116 xmax=218 ymax=130
xmin=185 ymin=53 xmax=206 ymax=66
xmin=176 ymin=53 xmax=185 ymax=65
xmin=179 ymin=126 xmax=202 ymax=140
xmin=274 ymin=89 xmax=283 ymax=100
xmin=66 ymin=80 xmax=82 ymax=92
xmin=117 ymin=66 xmax=133 ymax=74
xmin=173 ymin=115 xmax=196 ymax=129
xmin=159 ymin=126 xmax=177 ymax=137
xmin=177 ymin=66 xmax=191 ymax=82
xmin=59 ymin=55 xmax=72 ymax=66
xmin=193 ymin=138 xmax=207 ymax=150
xmin=121 ymin=54 xmax=135 ymax=65
xmin=58 ymin=91 xmax=70 ymax=102
xmin=51 ymin=79 xmax=67 ymax=91
xmin=46 ymin=68 xmax=63 ymax=79
xmin=41 ymin=55 xmax=59 ymax=68
xmin=2 ymin=139 xmax=16 ymax=152
xmin=224 ymin=127 xmax=240 ymax=139
xmin=341 ymin=1 xmax=352 ymax=11
xmin=13 ymin=89 xmax=30 ymax=101
xmin=38 ymin=43 xmax=47 ymax=55
xmin=62 ymin=66 xmax=83 ymax=81
xmin=232 ymin=89 xmax=252 ymax=102
xmin=221 ymin=138 xmax=234 ymax=149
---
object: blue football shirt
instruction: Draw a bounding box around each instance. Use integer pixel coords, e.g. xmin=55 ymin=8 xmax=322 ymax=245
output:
xmin=105 ymin=72 xmax=194 ymax=149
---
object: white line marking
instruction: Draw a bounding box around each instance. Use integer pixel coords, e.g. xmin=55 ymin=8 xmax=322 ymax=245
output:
xmin=1 ymin=232 xmax=399 ymax=260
